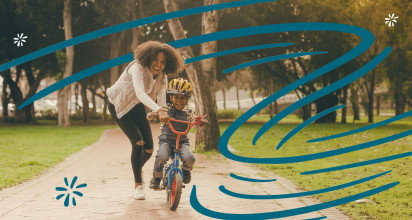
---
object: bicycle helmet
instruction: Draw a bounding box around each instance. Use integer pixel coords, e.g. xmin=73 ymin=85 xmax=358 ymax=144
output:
xmin=167 ymin=78 xmax=193 ymax=97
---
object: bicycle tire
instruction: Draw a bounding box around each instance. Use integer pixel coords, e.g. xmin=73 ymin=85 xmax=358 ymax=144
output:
xmin=167 ymin=172 xmax=182 ymax=210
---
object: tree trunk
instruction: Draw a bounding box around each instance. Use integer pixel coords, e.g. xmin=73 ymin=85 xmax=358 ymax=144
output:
xmin=75 ymin=83 xmax=80 ymax=114
xmin=302 ymin=103 xmax=311 ymax=121
xmin=109 ymin=32 xmax=126 ymax=86
xmin=2 ymin=71 xmax=9 ymax=119
xmin=341 ymin=86 xmax=348 ymax=124
xmin=376 ymin=95 xmax=380 ymax=116
xmin=130 ymin=0 xmax=144 ymax=51
xmin=102 ymin=96 xmax=108 ymax=121
xmin=58 ymin=0 xmax=74 ymax=127
xmin=3 ymin=68 xmax=25 ymax=122
xmin=350 ymin=86 xmax=360 ymax=121
xmin=91 ymin=91 xmax=96 ymax=114
xmin=314 ymin=93 xmax=338 ymax=123
xmin=393 ymin=77 xmax=406 ymax=115
xmin=80 ymin=82 xmax=90 ymax=123
xmin=236 ymin=79 xmax=240 ymax=110
xmin=164 ymin=0 xmax=221 ymax=151
xmin=367 ymin=72 xmax=375 ymax=123
xmin=269 ymin=80 xmax=273 ymax=119
xmin=22 ymin=63 xmax=41 ymax=122
xmin=222 ymin=87 xmax=226 ymax=110
xmin=274 ymin=100 xmax=279 ymax=114
xmin=251 ymin=90 xmax=256 ymax=105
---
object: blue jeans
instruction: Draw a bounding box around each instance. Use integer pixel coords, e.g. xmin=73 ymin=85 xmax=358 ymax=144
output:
xmin=153 ymin=140 xmax=196 ymax=178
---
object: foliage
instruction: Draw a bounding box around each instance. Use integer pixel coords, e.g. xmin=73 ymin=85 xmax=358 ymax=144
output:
xmin=217 ymin=109 xmax=243 ymax=119
xmin=35 ymin=109 xmax=57 ymax=120
xmin=70 ymin=110 xmax=111 ymax=121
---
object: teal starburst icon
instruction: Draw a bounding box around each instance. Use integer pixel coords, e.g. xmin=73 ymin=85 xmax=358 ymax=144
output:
xmin=55 ymin=176 xmax=87 ymax=207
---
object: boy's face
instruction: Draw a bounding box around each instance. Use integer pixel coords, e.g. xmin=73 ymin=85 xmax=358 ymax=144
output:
xmin=170 ymin=94 xmax=189 ymax=110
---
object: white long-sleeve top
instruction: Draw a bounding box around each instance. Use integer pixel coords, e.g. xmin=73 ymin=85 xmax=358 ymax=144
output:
xmin=106 ymin=60 xmax=167 ymax=119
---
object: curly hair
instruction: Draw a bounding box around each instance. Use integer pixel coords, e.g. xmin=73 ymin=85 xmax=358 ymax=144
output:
xmin=134 ymin=41 xmax=184 ymax=74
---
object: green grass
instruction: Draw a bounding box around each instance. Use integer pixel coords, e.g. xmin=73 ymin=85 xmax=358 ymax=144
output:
xmin=219 ymin=115 xmax=412 ymax=219
xmin=0 ymin=123 xmax=115 ymax=189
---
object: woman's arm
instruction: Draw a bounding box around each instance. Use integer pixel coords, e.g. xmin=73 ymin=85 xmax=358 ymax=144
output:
xmin=131 ymin=63 xmax=161 ymax=112
xmin=131 ymin=62 xmax=170 ymax=123
xmin=156 ymin=74 xmax=167 ymax=107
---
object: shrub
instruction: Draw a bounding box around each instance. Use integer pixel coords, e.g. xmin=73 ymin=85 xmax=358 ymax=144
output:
xmin=35 ymin=109 xmax=57 ymax=120
xmin=217 ymin=109 xmax=243 ymax=119
xmin=70 ymin=111 xmax=111 ymax=121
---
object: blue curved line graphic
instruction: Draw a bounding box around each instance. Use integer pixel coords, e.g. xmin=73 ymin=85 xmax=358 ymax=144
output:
xmin=219 ymin=171 xmax=390 ymax=199
xmin=224 ymin=127 xmax=411 ymax=164
xmin=0 ymin=0 xmax=273 ymax=73
xmin=223 ymin=51 xmax=328 ymax=74
xmin=219 ymin=49 xmax=397 ymax=164
xmin=308 ymin=110 xmax=412 ymax=143
xmin=277 ymin=105 xmax=346 ymax=150
xmin=18 ymin=53 xmax=133 ymax=109
xmin=253 ymin=47 xmax=391 ymax=145
xmin=190 ymin=182 xmax=399 ymax=219
xmin=18 ymin=23 xmax=372 ymax=109
xmin=170 ymin=23 xmax=372 ymax=49
xmin=219 ymin=23 xmax=374 ymax=162
xmin=229 ymin=173 xmax=277 ymax=182
xmin=305 ymin=217 xmax=327 ymax=220
xmin=185 ymin=42 xmax=293 ymax=64
xmin=301 ymin=151 xmax=412 ymax=175
xmin=18 ymin=44 xmax=294 ymax=109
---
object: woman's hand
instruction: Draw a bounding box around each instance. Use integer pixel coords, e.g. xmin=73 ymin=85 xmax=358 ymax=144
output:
xmin=201 ymin=118 xmax=209 ymax=127
xmin=157 ymin=109 xmax=171 ymax=124
xmin=148 ymin=112 xmax=159 ymax=120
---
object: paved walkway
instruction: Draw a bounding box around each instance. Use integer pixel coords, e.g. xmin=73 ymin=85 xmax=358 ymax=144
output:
xmin=0 ymin=124 xmax=351 ymax=219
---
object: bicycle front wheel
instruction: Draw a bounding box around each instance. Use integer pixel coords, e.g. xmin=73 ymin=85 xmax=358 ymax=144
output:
xmin=167 ymin=172 xmax=182 ymax=210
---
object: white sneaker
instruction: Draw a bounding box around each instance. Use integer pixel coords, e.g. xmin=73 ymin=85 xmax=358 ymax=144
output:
xmin=134 ymin=185 xmax=145 ymax=200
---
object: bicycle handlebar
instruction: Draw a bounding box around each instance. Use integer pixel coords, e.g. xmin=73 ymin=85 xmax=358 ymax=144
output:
xmin=167 ymin=114 xmax=208 ymax=135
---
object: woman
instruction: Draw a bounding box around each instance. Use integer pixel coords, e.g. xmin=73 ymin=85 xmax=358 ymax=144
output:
xmin=107 ymin=41 xmax=184 ymax=200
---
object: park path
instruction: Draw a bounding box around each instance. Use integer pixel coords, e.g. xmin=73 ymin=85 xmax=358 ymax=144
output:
xmin=0 ymin=123 xmax=351 ymax=220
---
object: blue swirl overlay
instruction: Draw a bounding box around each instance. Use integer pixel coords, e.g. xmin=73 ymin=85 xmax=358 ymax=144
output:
xmin=1 ymin=0 xmax=410 ymax=218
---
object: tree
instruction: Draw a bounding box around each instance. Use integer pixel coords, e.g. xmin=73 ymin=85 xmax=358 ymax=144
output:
xmin=0 ymin=0 xmax=64 ymax=123
xmin=164 ymin=0 xmax=221 ymax=151
xmin=57 ymin=0 xmax=74 ymax=127
xmin=384 ymin=0 xmax=412 ymax=115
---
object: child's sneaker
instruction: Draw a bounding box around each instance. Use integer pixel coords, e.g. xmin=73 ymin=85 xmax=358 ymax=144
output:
xmin=183 ymin=170 xmax=191 ymax=184
xmin=134 ymin=185 xmax=145 ymax=200
xmin=149 ymin=177 xmax=161 ymax=189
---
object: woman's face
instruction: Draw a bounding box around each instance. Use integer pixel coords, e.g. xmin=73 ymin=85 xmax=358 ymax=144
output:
xmin=150 ymin=52 xmax=166 ymax=76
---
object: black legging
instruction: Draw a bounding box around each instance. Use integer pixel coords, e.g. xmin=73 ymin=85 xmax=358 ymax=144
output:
xmin=108 ymin=102 xmax=153 ymax=183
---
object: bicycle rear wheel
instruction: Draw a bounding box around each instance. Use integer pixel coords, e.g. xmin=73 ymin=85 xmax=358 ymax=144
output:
xmin=167 ymin=172 xmax=182 ymax=210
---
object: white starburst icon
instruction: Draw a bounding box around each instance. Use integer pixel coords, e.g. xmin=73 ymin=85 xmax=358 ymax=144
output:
xmin=385 ymin=13 xmax=399 ymax=27
xmin=13 ymin=33 xmax=28 ymax=47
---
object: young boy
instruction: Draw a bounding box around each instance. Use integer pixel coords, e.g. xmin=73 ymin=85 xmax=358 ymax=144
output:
xmin=148 ymin=78 xmax=207 ymax=189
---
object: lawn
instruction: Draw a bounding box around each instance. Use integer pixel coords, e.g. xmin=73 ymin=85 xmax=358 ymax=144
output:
xmin=0 ymin=122 xmax=115 ymax=189
xmin=219 ymin=115 xmax=411 ymax=219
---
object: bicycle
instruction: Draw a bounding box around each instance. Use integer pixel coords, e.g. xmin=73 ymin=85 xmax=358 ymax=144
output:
xmin=148 ymin=113 xmax=208 ymax=210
